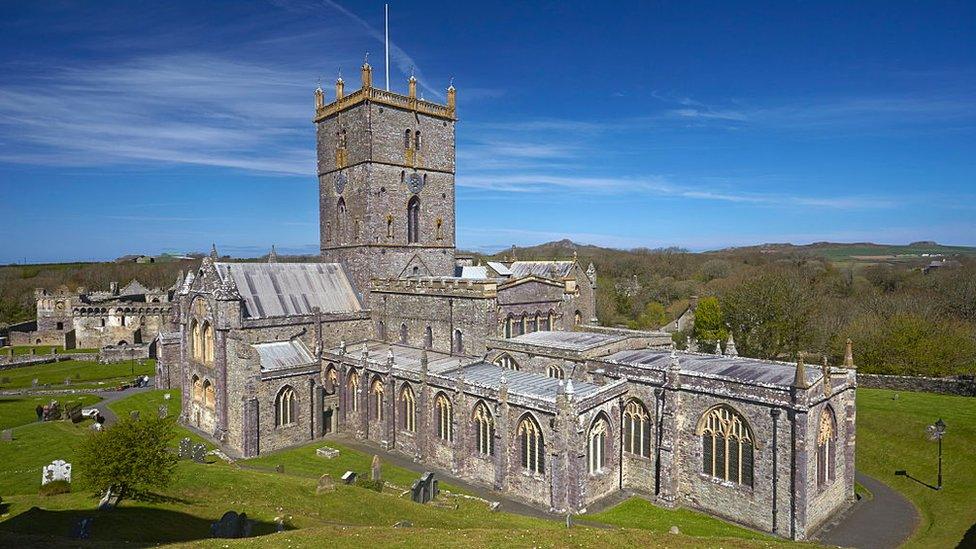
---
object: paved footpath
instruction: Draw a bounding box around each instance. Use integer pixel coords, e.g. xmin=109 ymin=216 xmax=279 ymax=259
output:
xmin=815 ymin=472 xmax=919 ymax=549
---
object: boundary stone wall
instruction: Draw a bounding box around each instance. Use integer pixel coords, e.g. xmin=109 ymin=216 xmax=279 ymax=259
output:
xmin=857 ymin=373 xmax=976 ymax=397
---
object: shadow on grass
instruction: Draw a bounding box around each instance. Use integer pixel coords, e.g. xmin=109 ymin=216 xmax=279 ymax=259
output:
xmin=958 ymin=521 xmax=976 ymax=549
xmin=0 ymin=505 xmax=285 ymax=545
xmin=894 ymin=469 xmax=940 ymax=491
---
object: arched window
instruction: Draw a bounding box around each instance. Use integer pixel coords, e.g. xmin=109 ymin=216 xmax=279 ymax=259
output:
xmin=698 ymin=405 xmax=754 ymax=486
xmin=517 ymin=313 xmax=527 ymax=336
xmin=435 ymin=392 xmax=453 ymax=441
xmin=414 ymin=130 xmax=422 ymax=150
xmin=377 ymin=320 xmax=386 ymax=340
xmin=623 ymin=399 xmax=651 ymax=458
xmin=473 ymin=401 xmax=495 ymax=456
xmin=191 ymin=375 xmax=203 ymax=401
xmin=527 ymin=312 xmax=538 ymax=333
xmin=324 ymin=366 xmax=338 ymax=395
xmin=504 ymin=314 xmax=514 ymax=338
xmin=404 ymin=129 xmax=411 ymax=149
xmin=340 ymin=128 xmax=347 ymax=148
xmin=189 ymin=319 xmax=200 ymax=361
xmin=588 ymin=415 xmax=609 ymax=474
xmin=548 ymin=310 xmax=556 ymax=331
xmin=452 ymin=329 xmax=463 ymax=355
xmin=371 ymin=378 xmax=385 ymax=421
xmin=275 ymin=386 xmax=296 ymax=426
xmin=399 ymin=323 xmax=408 ymax=344
xmin=401 ymin=385 xmax=416 ymax=432
xmin=202 ymin=322 xmax=214 ymax=366
xmin=517 ymin=415 xmax=544 ymax=475
xmin=347 ymin=372 xmax=360 ymax=412
xmin=574 ymin=310 xmax=583 ymax=326
xmin=407 ymin=196 xmax=420 ymax=244
xmin=547 ymin=364 xmax=565 ymax=380
xmin=336 ymin=197 xmax=346 ymax=239
xmin=424 ymin=326 xmax=433 ymax=349
xmin=817 ymin=407 xmax=837 ymax=488
xmin=203 ymin=380 xmax=216 ymax=411
xmin=494 ymin=353 xmax=519 ymax=371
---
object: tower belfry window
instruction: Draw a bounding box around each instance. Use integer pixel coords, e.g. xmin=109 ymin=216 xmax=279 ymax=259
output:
xmin=407 ymin=196 xmax=420 ymax=243
xmin=404 ymin=129 xmax=412 ymax=149
xmin=415 ymin=130 xmax=422 ymax=150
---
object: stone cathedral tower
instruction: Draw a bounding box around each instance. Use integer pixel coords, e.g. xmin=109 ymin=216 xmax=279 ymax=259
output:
xmin=315 ymin=62 xmax=457 ymax=294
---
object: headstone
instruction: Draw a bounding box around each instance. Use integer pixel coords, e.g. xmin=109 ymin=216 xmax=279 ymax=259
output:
xmin=393 ymin=520 xmax=412 ymax=528
xmin=274 ymin=464 xmax=284 ymax=474
xmin=210 ymin=510 xmax=243 ymax=538
xmin=98 ymin=487 xmax=120 ymax=510
xmin=316 ymin=446 xmax=339 ymax=459
xmin=130 ymin=410 xmax=140 ymax=420
xmin=164 ymin=392 xmax=171 ymax=400
xmin=420 ymin=472 xmax=437 ymax=502
xmin=67 ymin=403 xmax=83 ymax=424
xmin=178 ymin=437 xmax=193 ymax=459
xmin=341 ymin=471 xmax=357 ymax=484
xmin=158 ymin=404 xmax=169 ymax=419
xmin=1 ymin=429 xmax=12 ymax=442
xmin=566 ymin=514 xmax=573 ymax=528
xmin=669 ymin=525 xmax=681 ymax=535
xmin=32 ymin=378 xmax=39 ymax=387
xmin=42 ymin=459 xmax=72 ymax=485
xmin=371 ymin=454 xmax=382 ymax=481
xmin=191 ymin=443 xmax=207 ymax=463
xmin=489 ymin=501 xmax=501 ymax=512
xmin=410 ymin=480 xmax=424 ymax=503
xmin=316 ymin=474 xmax=336 ymax=494
xmin=69 ymin=517 xmax=93 ymax=539
xmin=65 ymin=377 xmax=72 ymax=386
xmin=90 ymin=422 xmax=102 ymax=432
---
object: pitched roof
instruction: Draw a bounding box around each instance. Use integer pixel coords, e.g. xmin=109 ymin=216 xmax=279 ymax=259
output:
xmin=509 ymin=261 xmax=574 ymax=279
xmin=486 ymin=261 xmax=512 ymax=276
xmin=454 ymin=265 xmax=489 ymax=279
xmin=507 ymin=331 xmax=626 ymax=351
xmin=214 ymin=262 xmax=363 ymax=319
xmin=603 ymin=349 xmax=824 ymax=388
xmin=253 ymin=340 xmax=317 ymax=372
xmin=457 ymin=362 xmax=600 ymax=400
xmin=119 ymin=279 xmax=150 ymax=296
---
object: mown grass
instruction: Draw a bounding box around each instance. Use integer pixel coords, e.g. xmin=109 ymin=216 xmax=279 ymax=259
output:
xmin=0 ymin=394 xmax=102 ymax=430
xmin=107 ymin=389 xmax=212 ymax=447
xmin=856 ymin=388 xmax=976 ymax=548
xmin=0 ymin=358 xmax=154 ymax=389
xmin=0 ymin=345 xmax=99 ymax=356
xmin=588 ymin=497 xmax=772 ymax=540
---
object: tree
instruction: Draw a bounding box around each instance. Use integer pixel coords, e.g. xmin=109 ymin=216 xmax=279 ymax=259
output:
xmin=693 ymin=296 xmax=728 ymax=349
xmin=77 ymin=415 xmax=178 ymax=504
xmin=628 ymin=301 xmax=667 ymax=330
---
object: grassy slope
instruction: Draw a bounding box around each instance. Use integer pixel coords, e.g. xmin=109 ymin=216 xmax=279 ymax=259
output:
xmin=588 ymin=497 xmax=771 ymax=540
xmin=107 ymin=389 xmax=213 ymax=447
xmin=0 ymin=359 xmax=155 ymax=390
xmin=0 ymin=345 xmax=99 ymax=356
xmin=856 ymin=388 xmax=976 ymax=548
xmin=0 ymin=394 xmax=102 ymax=430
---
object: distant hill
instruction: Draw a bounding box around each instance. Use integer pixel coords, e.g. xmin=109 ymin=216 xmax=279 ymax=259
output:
xmin=713 ymin=241 xmax=976 ymax=264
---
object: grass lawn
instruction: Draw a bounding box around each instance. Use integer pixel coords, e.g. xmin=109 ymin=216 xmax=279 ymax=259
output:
xmin=0 ymin=345 xmax=99 ymax=356
xmin=856 ymin=388 xmax=976 ymax=548
xmin=108 ymin=389 xmax=212 ymax=447
xmin=0 ymin=420 xmax=96 ymax=495
xmin=588 ymin=497 xmax=772 ymax=540
xmin=0 ymin=358 xmax=155 ymax=390
xmin=0 ymin=394 xmax=102 ymax=430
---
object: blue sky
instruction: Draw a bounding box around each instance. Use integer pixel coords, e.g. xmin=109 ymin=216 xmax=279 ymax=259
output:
xmin=1 ymin=1 xmax=974 ymax=263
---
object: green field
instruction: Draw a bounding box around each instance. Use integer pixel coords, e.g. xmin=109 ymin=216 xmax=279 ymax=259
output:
xmin=0 ymin=345 xmax=99 ymax=356
xmin=0 ymin=358 xmax=154 ymax=390
xmin=856 ymin=389 xmax=976 ymax=548
xmin=0 ymin=394 xmax=102 ymax=430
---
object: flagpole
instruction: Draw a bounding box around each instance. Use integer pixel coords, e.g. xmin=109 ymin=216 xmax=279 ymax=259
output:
xmin=385 ymin=4 xmax=390 ymax=91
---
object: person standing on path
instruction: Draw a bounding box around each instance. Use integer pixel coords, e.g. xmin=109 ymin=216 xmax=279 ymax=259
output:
xmin=35 ymin=404 xmax=43 ymax=421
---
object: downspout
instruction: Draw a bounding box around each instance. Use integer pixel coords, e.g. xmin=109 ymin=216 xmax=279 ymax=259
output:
xmin=618 ymin=396 xmax=624 ymax=491
xmin=771 ymin=408 xmax=781 ymax=534
xmin=654 ymin=388 xmax=664 ymax=496
xmin=790 ymin=409 xmax=797 ymax=540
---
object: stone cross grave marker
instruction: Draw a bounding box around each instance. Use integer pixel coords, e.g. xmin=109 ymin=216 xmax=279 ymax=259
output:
xmin=42 ymin=459 xmax=72 ymax=485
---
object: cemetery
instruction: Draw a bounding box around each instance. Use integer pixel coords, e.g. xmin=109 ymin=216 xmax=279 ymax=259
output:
xmin=0 ymin=387 xmax=971 ymax=546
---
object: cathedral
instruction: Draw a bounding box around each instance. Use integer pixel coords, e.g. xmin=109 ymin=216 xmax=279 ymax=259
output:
xmin=159 ymin=60 xmax=856 ymax=541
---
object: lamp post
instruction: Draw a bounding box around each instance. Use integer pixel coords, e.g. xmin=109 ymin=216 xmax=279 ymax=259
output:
xmin=927 ymin=418 xmax=946 ymax=490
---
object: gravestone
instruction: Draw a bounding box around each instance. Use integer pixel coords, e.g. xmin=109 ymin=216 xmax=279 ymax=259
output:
xmin=32 ymin=378 xmax=38 ymax=388
xmin=130 ymin=410 xmax=140 ymax=420
xmin=210 ymin=510 xmax=254 ymax=538
xmin=1 ymin=429 xmax=12 ymax=442
xmin=42 ymin=459 xmax=72 ymax=485
xmin=420 ymin=472 xmax=438 ymax=501
xmin=371 ymin=454 xmax=382 ymax=481
xmin=394 ymin=520 xmax=412 ymax=528
xmin=316 ymin=474 xmax=335 ymax=494
xmin=191 ymin=443 xmax=207 ymax=463
xmin=410 ymin=480 xmax=425 ymax=503
xmin=489 ymin=501 xmax=501 ymax=512
xmin=67 ymin=402 xmax=83 ymax=424
xmin=178 ymin=438 xmax=193 ymax=459
xmin=158 ymin=404 xmax=169 ymax=419
xmin=64 ymin=377 xmax=72 ymax=386
xmin=98 ymin=487 xmax=120 ymax=510
xmin=315 ymin=446 xmax=339 ymax=459
xmin=341 ymin=471 xmax=357 ymax=484
xmin=69 ymin=517 xmax=93 ymax=539
xmin=274 ymin=464 xmax=284 ymax=474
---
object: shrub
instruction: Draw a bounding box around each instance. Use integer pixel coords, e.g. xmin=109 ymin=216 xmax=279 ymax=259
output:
xmin=355 ymin=477 xmax=384 ymax=492
xmin=39 ymin=480 xmax=71 ymax=496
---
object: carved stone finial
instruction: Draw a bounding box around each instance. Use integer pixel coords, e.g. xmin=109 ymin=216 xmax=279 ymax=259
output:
xmin=844 ymin=338 xmax=855 ymax=368
xmin=268 ymin=244 xmax=278 ymax=263
xmin=725 ymin=333 xmax=738 ymax=357
xmin=210 ymin=243 xmax=219 ymax=260
xmin=794 ymin=357 xmax=810 ymax=389
xmin=822 ymin=356 xmax=832 ymax=396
